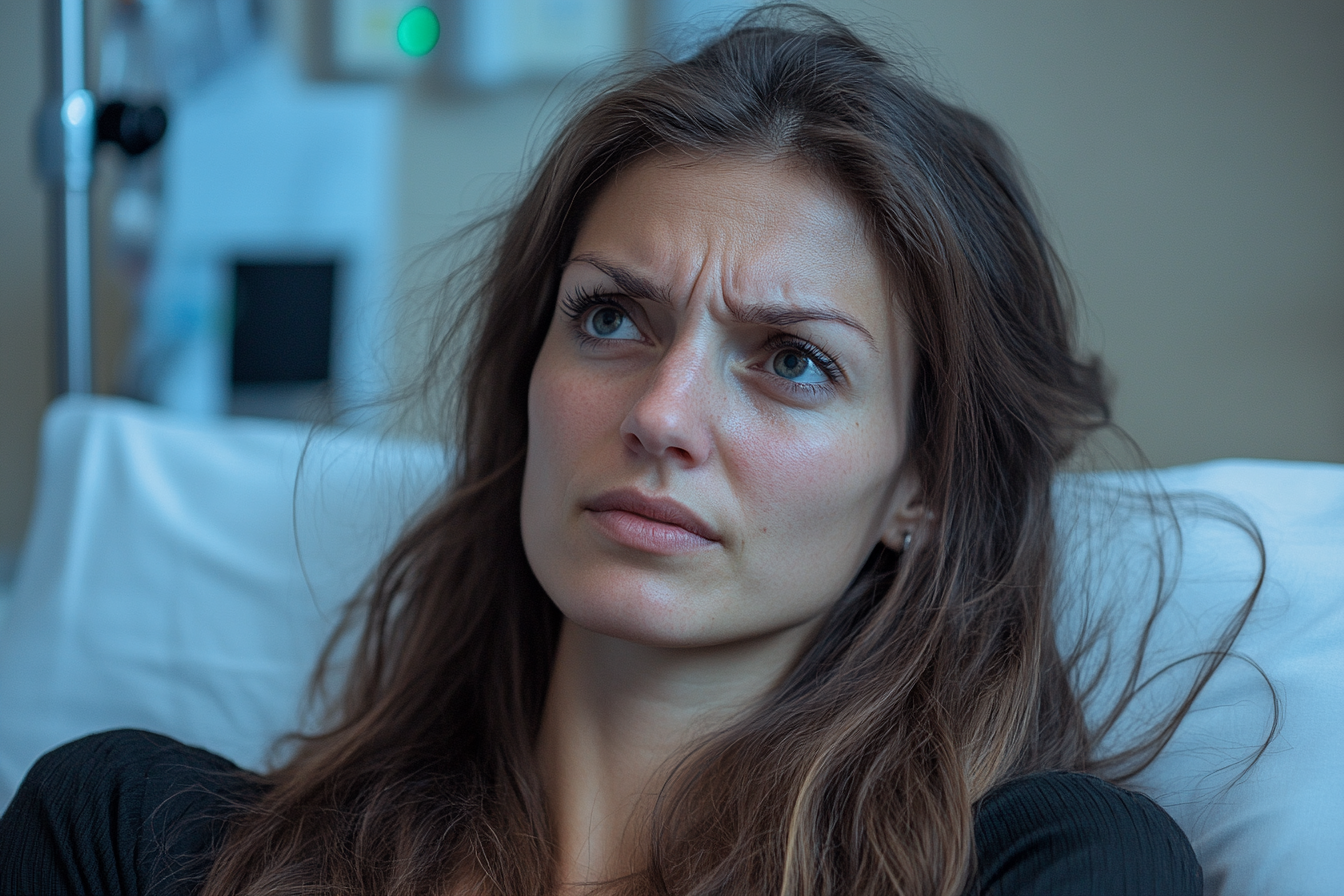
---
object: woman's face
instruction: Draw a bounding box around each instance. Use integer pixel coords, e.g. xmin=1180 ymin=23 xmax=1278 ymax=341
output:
xmin=521 ymin=156 xmax=921 ymax=650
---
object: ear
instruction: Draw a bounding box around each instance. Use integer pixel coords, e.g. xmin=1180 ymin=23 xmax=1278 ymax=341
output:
xmin=879 ymin=465 xmax=930 ymax=552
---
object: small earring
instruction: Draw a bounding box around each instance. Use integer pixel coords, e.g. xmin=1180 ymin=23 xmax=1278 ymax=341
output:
xmin=901 ymin=532 xmax=912 ymax=553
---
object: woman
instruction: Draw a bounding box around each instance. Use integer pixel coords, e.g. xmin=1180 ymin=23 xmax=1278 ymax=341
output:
xmin=2 ymin=7 xmax=1229 ymax=895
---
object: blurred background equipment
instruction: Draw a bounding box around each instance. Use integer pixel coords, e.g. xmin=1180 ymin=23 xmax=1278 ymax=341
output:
xmin=35 ymin=0 xmax=99 ymax=397
xmin=30 ymin=0 xmax=753 ymax=428
xmin=96 ymin=101 xmax=168 ymax=158
xmin=316 ymin=0 xmax=632 ymax=87
xmin=328 ymin=0 xmax=442 ymax=78
xmin=126 ymin=31 xmax=396 ymax=419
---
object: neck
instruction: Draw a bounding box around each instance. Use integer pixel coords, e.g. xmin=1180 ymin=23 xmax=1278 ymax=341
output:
xmin=536 ymin=619 xmax=810 ymax=890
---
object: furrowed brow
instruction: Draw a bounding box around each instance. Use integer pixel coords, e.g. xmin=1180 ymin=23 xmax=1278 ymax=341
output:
xmin=565 ymin=252 xmax=876 ymax=346
xmin=566 ymin=253 xmax=672 ymax=306
xmin=727 ymin=296 xmax=877 ymax=347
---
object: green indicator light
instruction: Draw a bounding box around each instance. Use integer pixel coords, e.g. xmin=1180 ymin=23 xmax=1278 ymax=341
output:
xmin=397 ymin=6 xmax=440 ymax=57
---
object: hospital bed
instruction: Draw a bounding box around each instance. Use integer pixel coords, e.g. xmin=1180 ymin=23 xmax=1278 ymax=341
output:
xmin=0 ymin=395 xmax=1339 ymax=894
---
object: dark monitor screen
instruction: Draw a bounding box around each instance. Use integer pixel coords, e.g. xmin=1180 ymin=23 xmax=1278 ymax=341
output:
xmin=231 ymin=259 xmax=337 ymax=385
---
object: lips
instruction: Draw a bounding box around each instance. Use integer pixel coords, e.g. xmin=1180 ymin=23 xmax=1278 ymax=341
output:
xmin=585 ymin=488 xmax=721 ymax=554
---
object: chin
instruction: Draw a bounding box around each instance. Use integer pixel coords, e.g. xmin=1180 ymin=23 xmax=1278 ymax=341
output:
xmin=545 ymin=572 xmax=721 ymax=648
xmin=525 ymin=523 xmax=722 ymax=648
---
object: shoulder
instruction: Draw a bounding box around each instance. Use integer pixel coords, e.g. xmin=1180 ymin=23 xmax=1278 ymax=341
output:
xmin=0 ymin=729 xmax=265 ymax=896
xmin=969 ymin=771 xmax=1201 ymax=896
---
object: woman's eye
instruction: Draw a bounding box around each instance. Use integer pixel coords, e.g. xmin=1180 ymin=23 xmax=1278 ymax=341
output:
xmin=769 ymin=348 xmax=829 ymax=385
xmin=582 ymin=305 xmax=641 ymax=340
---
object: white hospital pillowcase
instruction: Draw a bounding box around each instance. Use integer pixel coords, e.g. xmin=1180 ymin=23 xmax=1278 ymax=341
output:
xmin=1053 ymin=462 xmax=1344 ymax=895
xmin=0 ymin=395 xmax=1340 ymax=895
xmin=0 ymin=396 xmax=447 ymax=797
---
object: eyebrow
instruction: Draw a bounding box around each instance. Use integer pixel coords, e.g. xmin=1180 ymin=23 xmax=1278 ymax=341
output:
xmin=567 ymin=253 xmax=674 ymax=306
xmin=565 ymin=252 xmax=876 ymax=346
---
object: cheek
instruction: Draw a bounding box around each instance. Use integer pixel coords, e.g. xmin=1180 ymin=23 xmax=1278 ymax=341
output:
xmin=529 ymin=358 xmax=622 ymax=469
xmin=523 ymin=339 xmax=629 ymax=522
xmin=731 ymin=415 xmax=899 ymax=569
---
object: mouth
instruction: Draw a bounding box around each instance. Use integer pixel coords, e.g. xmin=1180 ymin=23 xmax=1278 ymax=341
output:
xmin=584 ymin=488 xmax=722 ymax=555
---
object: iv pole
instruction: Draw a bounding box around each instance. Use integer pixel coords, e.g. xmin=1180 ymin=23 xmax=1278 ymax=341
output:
xmin=39 ymin=0 xmax=95 ymax=395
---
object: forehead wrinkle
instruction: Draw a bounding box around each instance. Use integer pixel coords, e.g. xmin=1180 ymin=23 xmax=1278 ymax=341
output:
xmin=565 ymin=252 xmax=879 ymax=349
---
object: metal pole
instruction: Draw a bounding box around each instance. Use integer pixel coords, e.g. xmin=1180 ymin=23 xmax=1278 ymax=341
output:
xmin=41 ymin=0 xmax=94 ymax=395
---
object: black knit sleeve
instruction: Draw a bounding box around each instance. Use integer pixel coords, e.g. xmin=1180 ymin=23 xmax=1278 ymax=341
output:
xmin=969 ymin=771 xmax=1201 ymax=896
xmin=0 ymin=729 xmax=264 ymax=896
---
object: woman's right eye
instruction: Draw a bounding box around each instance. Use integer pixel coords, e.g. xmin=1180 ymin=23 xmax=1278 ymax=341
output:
xmin=582 ymin=305 xmax=641 ymax=341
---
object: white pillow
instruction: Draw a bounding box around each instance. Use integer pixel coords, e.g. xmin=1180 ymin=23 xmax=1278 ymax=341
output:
xmin=0 ymin=396 xmax=1339 ymax=894
xmin=0 ymin=396 xmax=446 ymax=803
xmin=1053 ymin=461 xmax=1344 ymax=895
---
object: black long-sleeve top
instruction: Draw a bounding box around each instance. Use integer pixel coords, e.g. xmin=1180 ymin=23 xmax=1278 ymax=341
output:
xmin=0 ymin=729 xmax=1201 ymax=895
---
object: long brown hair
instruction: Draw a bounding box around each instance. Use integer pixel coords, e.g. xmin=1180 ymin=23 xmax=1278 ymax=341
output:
xmin=203 ymin=7 xmax=1260 ymax=894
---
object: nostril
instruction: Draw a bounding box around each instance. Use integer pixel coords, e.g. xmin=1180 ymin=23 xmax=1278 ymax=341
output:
xmin=621 ymin=428 xmax=645 ymax=456
xmin=667 ymin=445 xmax=695 ymax=464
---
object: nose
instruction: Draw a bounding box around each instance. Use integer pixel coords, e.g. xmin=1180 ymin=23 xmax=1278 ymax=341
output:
xmin=619 ymin=343 xmax=714 ymax=467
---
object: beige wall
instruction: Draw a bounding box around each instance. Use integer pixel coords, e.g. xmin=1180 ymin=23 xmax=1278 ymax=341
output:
xmin=0 ymin=2 xmax=49 ymax=569
xmin=2 ymin=1 xmax=1342 ymax=565
xmin=825 ymin=0 xmax=1344 ymax=466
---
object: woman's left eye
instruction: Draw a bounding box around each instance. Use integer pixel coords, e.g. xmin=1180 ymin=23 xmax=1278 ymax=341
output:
xmin=766 ymin=346 xmax=832 ymax=386
xmin=581 ymin=305 xmax=641 ymax=341
xmin=763 ymin=339 xmax=833 ymax=389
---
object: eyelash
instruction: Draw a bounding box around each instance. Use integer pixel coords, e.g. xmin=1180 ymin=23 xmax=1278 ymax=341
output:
xmin=559 ymin=286 xmax=641 ymax=347
xmin=558 ymin=286 xmax=846 ymax=395
xmin=560 ymin=284 xmax=620 ymax=321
